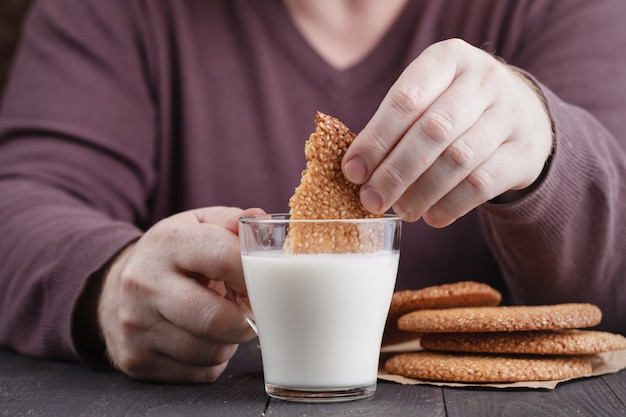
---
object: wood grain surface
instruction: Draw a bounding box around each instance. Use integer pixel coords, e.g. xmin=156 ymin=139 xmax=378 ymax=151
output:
xmin=1 ymin=341 xmax=625 ymax=417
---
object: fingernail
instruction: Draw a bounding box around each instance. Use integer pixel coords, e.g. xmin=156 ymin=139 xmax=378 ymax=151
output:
xmin=360 ymin=186 xmax=383 ymax=213
xmin=343 ymin=156 xmax=367 ymax=183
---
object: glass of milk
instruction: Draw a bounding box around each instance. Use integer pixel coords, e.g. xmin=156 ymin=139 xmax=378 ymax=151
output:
xmin=236 ymin=214 xmax=401 ymax=402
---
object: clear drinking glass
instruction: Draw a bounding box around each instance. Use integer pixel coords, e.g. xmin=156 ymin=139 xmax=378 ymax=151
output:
xmin=235 ymin=213 xmax=401 ymax=402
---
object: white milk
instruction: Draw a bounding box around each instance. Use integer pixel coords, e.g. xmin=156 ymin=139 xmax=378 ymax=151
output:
xmin=242 ymin=251 xmax=399 ymax=390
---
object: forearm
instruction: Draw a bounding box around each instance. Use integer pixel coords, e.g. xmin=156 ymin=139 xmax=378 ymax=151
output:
xmin=0 ymin=179 xmax=141 ymax=361
xmin=0 ymin=0 xmax=157 ymax=361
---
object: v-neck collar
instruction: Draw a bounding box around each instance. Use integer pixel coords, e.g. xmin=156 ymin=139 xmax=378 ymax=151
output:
xmin=254 ymin=0 xmax=423 ymax=94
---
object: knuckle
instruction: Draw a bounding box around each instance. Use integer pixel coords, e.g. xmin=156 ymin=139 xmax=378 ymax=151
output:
xmin=115 ymin=349 xmax=152 ymax=379
xmin=466 ymin=167 xmax=494 ymax=196
xmin=117 ymin=311 xmax=148 ymax=345
xmin=439 ymin=37 xmax=467 ymax=54
xmin=443 ymin=140 xmax=474 ymax=169
xmin=428 ymin=38 xmax=469 ymax=63
xmin=380 ymin=162 xmax=412 ymax=190
xmin=390 ymin=81 xmax=426 ymax=118
xmin=485 ymin=62 xmax=510 ymax=90
xmin=420 ymin=110 xmax=456 ymax=146
xmin=119 ymin=270 xmax=155 ymax=298
xmin=363 ymin=124 xmax=391 ymax=155
xmin=148 ymin=218 xmax=181 ymax=244
xmin=117 ymin=307 xmax=137 ymax=330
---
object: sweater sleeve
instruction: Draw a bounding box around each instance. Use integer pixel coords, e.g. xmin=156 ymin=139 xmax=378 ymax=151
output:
xmin=479 ymin=0 xmax=626 ymax=334
xmin=0 ymin=0 xmax=153 ymax=361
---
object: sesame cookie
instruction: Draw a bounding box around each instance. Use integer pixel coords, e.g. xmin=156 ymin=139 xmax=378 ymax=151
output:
xmin=384 ymin=351 xmax=593 ymax=383
xmin=388 ymin=281 xmax=502 ymax=317
xmin=285 ymin=112 xmax=382 ymax=254
xmin=420 ymin=329 xmax=626 ymax=355
xmin=383 ymin=281 xmax=502 ymax=346
xmin=397 ymin=303 xmax=602 ymax=333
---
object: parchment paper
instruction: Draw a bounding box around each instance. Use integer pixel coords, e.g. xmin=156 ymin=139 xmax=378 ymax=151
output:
xmin=378 ymin=338 xmax=626 ymax=389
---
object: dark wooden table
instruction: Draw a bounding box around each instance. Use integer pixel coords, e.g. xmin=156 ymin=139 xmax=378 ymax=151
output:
xmin=2 ymin=341 xmax=625 ymax=416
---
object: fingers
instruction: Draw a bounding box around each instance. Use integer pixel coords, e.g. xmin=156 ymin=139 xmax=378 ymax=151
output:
xmin=343 ymin=38 xmax=553 ymax=224
xmin=342 ymin=41 xmax=459 ymax=188
xmin=141 ymin=356 xmax=231 ymax=384
xmin=363 ymin=67 xmax=498 ymax=214
xmin=420 ymin=127 xmax=550 ymax=227
xmin=420 ymin=147 xmax=516 ymax=228
xmin=343 ymin=39 xmax=491 ymax=213
xmin=120 ymin=212 xmax=255 ymax=340
xmin=107 ymin=248 xmax=255 ymax=382
xmin=114 ymin=346 xmax=233 ymax=383
xmin=99 ymin=206 xmax=261 ymax=383
xmin=168 ymin=207 xmax=265 ymax=291
xmin=168 ymin=222 xmax=244 ymax=287
xmin=110 ymin=304 xmax=240 ymax=382
xmin=392 ymin=105 xmax=509 ymax=223
xmin=148 ymin=322 xmax=240 ymax=367
xmin=144 ymin=209 xmax=248 ymax=291
xmin=151 ymin=269 xmax=255 ymax=344
xmin=190 ymin=206 xmax=265 ymax=234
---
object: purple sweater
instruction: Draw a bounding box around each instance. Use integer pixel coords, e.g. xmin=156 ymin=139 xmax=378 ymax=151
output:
xmin=1 ymin=0 xmax=625 ymax=364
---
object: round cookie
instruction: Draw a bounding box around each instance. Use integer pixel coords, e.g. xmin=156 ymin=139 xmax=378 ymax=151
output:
xmin=397 ymin=303 xmax=602 ymax=333
xmin=420 ymin=329 xmax=626 ymax=355
xmin=388 ymin=281 xmax=502 ymax=317
xmin=384 ymin=281 xmax=502 ymax=346
xmin=384 ymin=351 xmax=593 ymax=383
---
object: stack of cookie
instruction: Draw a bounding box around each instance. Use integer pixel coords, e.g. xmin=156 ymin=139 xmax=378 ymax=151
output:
xmin=383 ymin=281 xmax=503 ymax=346
xmin=383 ymin=282 xmax=626 ymax=383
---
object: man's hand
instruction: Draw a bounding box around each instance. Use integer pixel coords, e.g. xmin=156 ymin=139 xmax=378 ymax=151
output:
xmin=98 ymin=206 xmax=262 ymax=382
xmin=342 ymin=38 xmax=553 ymax=226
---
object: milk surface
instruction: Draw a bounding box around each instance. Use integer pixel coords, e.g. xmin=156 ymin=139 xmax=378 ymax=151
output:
xmin=242 ymin=251 xmax=399 ymax=389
